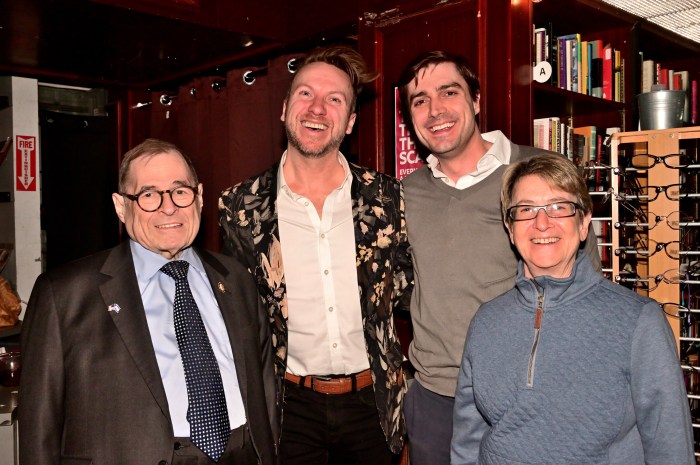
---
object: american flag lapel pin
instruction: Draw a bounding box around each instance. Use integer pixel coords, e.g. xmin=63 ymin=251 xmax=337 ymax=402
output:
xmin=217 ymin=282 xmax=227 ymax=294
xmin=107 ymin=303 xmax=121 ymax=314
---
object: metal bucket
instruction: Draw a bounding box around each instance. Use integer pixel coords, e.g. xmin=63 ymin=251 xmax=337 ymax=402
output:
xmin=637 ymin=90 xmax=685 ymax=130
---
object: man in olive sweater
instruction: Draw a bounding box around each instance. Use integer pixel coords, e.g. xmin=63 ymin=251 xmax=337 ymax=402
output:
xmin=397 ymin=50 xmax=601 ymax=465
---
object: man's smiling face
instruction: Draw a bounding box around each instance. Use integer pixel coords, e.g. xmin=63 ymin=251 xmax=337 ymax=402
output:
xmin=282 ymin=61 xmax=356 ymax=159
xmin=407 ymin=61 xmax=480 ymax=161
xmin=112 ymin=150 xmax=202 ymax=259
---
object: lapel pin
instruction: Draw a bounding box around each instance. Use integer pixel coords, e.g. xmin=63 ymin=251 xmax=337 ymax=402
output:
xmin=217 ymin=282 xmax=227 ymax=294
xmin=107 ymin=303 xmax=121 ymax=314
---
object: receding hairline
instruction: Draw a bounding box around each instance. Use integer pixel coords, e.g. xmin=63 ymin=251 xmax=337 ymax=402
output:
xmin=289 ymin=62 xmax=355 ymax=97
xmin=119 ymin=148 xmax=197 ymax=192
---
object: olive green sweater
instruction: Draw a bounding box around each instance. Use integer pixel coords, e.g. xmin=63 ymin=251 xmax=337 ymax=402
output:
xmin=403 ymin=139 xmax=601 ymax=396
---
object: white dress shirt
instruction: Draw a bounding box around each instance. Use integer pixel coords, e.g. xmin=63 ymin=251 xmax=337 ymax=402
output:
xmin=276 ymin=152 xmax=370 ymax=376
xmin=132 ymin=241 xmax=246 ymax=436
xmin=426 ymin=130 xmax=512 ymax=189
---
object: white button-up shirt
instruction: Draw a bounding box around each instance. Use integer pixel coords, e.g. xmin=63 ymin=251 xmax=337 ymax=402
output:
xmin=277 ymin=152 xmax=369 ymax=376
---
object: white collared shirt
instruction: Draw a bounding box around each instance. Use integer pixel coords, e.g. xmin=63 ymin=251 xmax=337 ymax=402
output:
xmin=132 ymin=241 xmax=246 ymax=436
xmin=276 ymin=151 xmax=369 ymax=376
xmin=426 ymin=130 xmax=512 ymax=189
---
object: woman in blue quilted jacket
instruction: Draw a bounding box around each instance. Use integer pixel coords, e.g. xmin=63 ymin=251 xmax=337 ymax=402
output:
xmin=451 ymin=153 xmax=694 ymax=465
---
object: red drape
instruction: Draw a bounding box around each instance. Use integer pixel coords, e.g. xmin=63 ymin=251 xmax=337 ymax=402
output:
xmin=147 ymin=53 xmax=300 ymax=251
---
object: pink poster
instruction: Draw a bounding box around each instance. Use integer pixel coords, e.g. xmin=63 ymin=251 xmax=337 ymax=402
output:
xmin=394 ymin=88 xmax=424 ymax=180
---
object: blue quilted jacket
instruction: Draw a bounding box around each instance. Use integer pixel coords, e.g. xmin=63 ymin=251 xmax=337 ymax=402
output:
xmin=451 ymin=253 xmax=694 ymax=465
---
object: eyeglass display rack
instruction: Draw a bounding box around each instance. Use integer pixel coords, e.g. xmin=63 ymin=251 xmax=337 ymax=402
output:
xmin=609 ymin=126 xmax=700 ymax=457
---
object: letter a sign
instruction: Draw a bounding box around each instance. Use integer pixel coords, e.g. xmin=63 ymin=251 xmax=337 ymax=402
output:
xmin=16 ymin=135 xmax=37 ymax=191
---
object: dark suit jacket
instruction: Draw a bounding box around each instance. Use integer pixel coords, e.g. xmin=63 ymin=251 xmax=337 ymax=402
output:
xmin=18 ymin=241 xmax=277 ymax=465
xmin=219 ymin=162 xmax=413 ymax=454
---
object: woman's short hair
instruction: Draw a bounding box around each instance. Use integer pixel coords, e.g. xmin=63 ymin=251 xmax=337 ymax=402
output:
xmin=500 ymin=153 xmax=593 ymax=222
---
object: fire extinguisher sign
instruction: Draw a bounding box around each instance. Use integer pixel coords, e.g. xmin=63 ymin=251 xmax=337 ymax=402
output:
xmin=16 ymin=135 xmax=37 ymax=192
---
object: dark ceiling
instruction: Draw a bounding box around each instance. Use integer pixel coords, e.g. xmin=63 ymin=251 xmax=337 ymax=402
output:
xmin=0 ymin=0 xmax=359 ymax=89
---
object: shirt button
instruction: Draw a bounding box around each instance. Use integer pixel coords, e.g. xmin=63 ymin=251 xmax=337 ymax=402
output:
xmin=324 ymin=269 xmax=329 ymax=275
xmin=332 ymin=343 xmax=338 ymax=348
xmin=328 ymin=307 xmax=334 ymax=312
xmin=320 ymin=233 xmax=326 ymax=239
xmin=304 ymin=201 xmax=309 ymax=207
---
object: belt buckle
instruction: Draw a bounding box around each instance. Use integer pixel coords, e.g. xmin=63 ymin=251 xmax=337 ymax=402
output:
xmin=314 ymin=375 xmax=333 ymax=381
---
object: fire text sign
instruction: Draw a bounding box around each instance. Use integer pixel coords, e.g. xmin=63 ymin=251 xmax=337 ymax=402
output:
xmin=16 ymin=135 xmax=37 ymax=192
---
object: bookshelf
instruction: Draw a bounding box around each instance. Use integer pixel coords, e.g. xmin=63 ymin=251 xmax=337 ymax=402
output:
xmin=529 ymin=0 xmax=700 ymax=134
xmin=527 ymin=0 xmax=700 ymax=278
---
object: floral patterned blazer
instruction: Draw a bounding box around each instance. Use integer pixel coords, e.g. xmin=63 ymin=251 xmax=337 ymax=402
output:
xmin=218 ymin=161 xmax=413 ymax=453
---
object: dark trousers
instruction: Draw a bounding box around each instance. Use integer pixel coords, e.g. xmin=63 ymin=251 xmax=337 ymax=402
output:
xmin=172 ymin=423 xmax=257 ymax=465
xmin=405 ymin=380 xmax=454 ymax=465
xmin=280 ymin=380 xmax=394 ymax=465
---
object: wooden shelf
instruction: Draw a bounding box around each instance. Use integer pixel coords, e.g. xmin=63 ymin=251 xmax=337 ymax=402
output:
xmin=533 ymin=83 xmax=626 ymax=119
xmin=529 ymin=0 xmax=700 ymax=139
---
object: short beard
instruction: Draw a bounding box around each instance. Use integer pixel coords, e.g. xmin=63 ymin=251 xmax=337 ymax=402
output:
xmin=285 ymin=124 xmax=345 ymax=159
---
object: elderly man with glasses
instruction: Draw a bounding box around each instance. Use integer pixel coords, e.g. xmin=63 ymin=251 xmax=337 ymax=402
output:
xmin=19 ymin=138 xmax=277 ymax=465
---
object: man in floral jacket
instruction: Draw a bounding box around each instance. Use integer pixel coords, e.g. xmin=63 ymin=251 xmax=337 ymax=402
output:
xmin=218 ymin=45 xmax=413 ymax=465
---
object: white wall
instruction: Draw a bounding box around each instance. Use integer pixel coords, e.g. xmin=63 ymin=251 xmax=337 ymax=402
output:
xmin=0 ymin=77 xmax=42 ymax=320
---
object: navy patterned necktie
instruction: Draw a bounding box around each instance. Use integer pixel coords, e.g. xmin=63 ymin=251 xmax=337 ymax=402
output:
xmin=161 ymin=260 xmax=230 ymax=462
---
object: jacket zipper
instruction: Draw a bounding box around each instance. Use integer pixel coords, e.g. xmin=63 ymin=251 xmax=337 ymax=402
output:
xmin=527 ymin=284 xmax=544 ymax=388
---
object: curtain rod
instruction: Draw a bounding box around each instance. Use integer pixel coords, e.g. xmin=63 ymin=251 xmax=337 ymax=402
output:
xmin=243 ymin=58 xmax=299 ymax=85
xmin=133 ymin=57 xmax=300 ymax=108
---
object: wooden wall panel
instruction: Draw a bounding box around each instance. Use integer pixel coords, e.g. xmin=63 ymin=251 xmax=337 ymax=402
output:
xmin=358 ymin=0 xmax=479 ymax=174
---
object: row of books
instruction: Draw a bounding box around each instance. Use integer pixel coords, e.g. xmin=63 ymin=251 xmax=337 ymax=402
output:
xmin=533 ymin=117 xmax=614 ymax=267
xmin=533 ymin=118 xmax=616 ymax=192
xmin=533 ymin=25 xmax=624 ymax=102
xmin=641 ymin=59 xmax=697 ymax=124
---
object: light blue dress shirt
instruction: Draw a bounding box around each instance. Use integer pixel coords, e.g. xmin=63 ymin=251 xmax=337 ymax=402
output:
xmin=130 ymin=241 xmax=246 ymax=436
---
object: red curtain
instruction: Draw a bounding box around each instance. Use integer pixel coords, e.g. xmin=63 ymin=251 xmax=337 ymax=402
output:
xmin=147 ymin=53 xmax=299 ymax=251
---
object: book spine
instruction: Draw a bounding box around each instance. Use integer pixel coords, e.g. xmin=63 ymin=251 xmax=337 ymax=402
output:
xmin=673 ymin=74 xmax=681 ymax=92
xmin=563 ymin=38 xmax=571 ymax=90
xmin=580 ymin=41 xmax=588 ymax=95
xmin=601 ymin=221 xmax=610 ymax=267
xmin=589 ymin=127 xmax=597 ymax=164
xmin=587 ymin=42 xmax=593 ymax=94
xmin=539 ymin=31 xmax=546 ymax=64
xmin=590 ymin=58 xmax=603 ymax=98
xmin=595 ymin=134 xmax=603 ymax=191
xmin=547 ymin=23 xmax=557 ymax=87
xmin=577 ymin=40 xmax=582 ymax=94
xmin=692 ymin=80 xmax=698 ymax=125
xmin=602 ymin=47 xmax=613 ymax=100
xmin=660 ymin=68 xmax=668 ymax=89
xmin=533 ymin=118 xmax=548 ymax=149
xmin=677 ymin=71 xmax=690 ymax=123
xmin=613 ymin=50 xmax=622 ymax=102
xmin=570 ymin=39 xmax=579 ymax=93
xmin=620 ymin=58 xmax=625 ymax=103
xmin=558 ymin=37 xmax=567 ymax=89
xmin=641 ymin=60 xmax=654 ymax=93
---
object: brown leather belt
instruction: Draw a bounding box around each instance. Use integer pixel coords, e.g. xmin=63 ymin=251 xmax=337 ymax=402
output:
xmin=284 ymin=368 xmax=373 ymax=395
